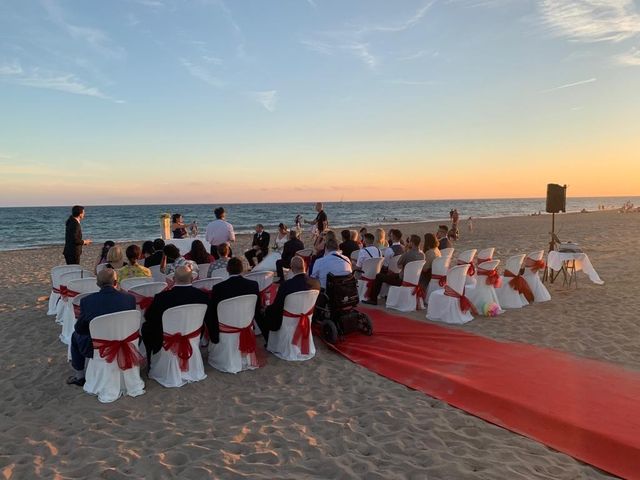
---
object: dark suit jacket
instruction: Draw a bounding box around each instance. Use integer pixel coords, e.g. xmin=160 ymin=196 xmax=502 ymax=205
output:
xmin=142 ymin=285 xmax=209 ymax=354
xmin=339 ymin=240 xmax=360 ymax=260
xmin=73 ymin=286 xmax=137 ymax=357
xmin=252 ymin=231 xmax=271 ymax=256
xmin=204 ymin=275 xmax=260 ymax=344
xmin=281 ymin=238 xmax=304 ymax=266
xmin=438 ymin=237 xmax=450 ymax=250
xmin=144 ymin=250 xmax=164 ymax=268
xmin=265 ymin=273 xmax=320 ymax=331
xmin=63 ymin=216 xmax=83 ymax=259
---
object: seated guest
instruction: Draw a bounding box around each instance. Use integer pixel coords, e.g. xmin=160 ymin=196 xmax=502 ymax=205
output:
xmin=276 ymin=230 xmax=305 ymax=281
xmin=256 ymin=257 xmax=320 ymax=343
xmin=419 ymin=233 xmax=441 ymax=288
xmin=374 ymin=228 xmax=386 ymax=251
xmin=118 ymin=244 xmax=152 ymax=281
xmin=141 ymin=265 xmax=208 ymax=365
xmin=67 ymin=268 xmax=136 ymax=386
xmin=204 ymin=257 xmax=261 ymax=345
xmin=310 ymin=238 xmax=352 ymax=289
xmin=355 ymin=233 xmax=382 ymax=271
xmin=382 ymin=229 xmax=405 ymax=268
xmin=94 ymin=240 xmax=115 ymax=273
xmin=161 ymin=244 xmax=199 ymax=277
xmin=436 ymin=225 xmax=451 ymax=250
xmin=141 ymin=241 xmax=154 ymax=263
xmin=366 ymin=234 xmax=426 ymax=305
xmin=339 ymin=229 xmax=360 ymax=260
xmin=105 ymin=245 xmax=125 ymax=269
xmin=144 ymin=238 xmax=165 ymax=268
xmin=244 ymin=224 xmax=270 ymax=268
xmin=184 ymin=239 xmax=214 ymax=264
xmin=207 ymin=243 xmax=231 ymax=277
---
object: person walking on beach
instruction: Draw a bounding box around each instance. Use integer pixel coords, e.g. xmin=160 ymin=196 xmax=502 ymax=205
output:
xmin=63 ymin=205 xmax=91 ymax=265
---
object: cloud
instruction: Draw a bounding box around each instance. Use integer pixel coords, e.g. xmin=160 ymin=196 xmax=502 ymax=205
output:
xmin=180 ymin=58 xmax=225 ymax=87
xmin=615 ymin=46 xmax=640 ymax=66
xmin=250 ymin=90 xmax=278 ymax=112
xmin=538 ymin=0 xmax=640 ymax=43
xmin=541 ymin=77 xmax=597 ymax=93
xmin=300 ymin=39 xmax=333 ymax=55
xmin=0 ymin=62 xmax=123 ymax=102
xmin=356 ymin=2 xmax=435 ymax=34
xmin=347 ymin=43 xmax=378 ymax=69
xmin=306 ymin=0 xmax=317 ymax=7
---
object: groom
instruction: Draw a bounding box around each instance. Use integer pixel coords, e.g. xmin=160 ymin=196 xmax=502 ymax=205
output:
xmin=244 ymin=224 xmax=270 ymax=267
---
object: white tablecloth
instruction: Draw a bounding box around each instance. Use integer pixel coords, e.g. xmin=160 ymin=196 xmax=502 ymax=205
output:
xmin=165 ymin=236 xmax=207 ymax=254
xmin=547 ymin=251 xmax=604 ymax=285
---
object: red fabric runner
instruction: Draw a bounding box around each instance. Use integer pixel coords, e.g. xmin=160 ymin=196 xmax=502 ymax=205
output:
xmin=283 ymin=307 xmax=314 ymax=354
xmin=444 ymin=285 xmax=478 ymax=315
xmin=92 ymin=331 xmax=144 ymax=370
xmin=504 ymin=270 xmax=534 ymax=303
xmin=219 ymin=322 xmax=259 ymax=367
xmin=328 ymin=308 xmax=640 ymax=480
xmin=163 ymin=328 xmax=202 ymax=371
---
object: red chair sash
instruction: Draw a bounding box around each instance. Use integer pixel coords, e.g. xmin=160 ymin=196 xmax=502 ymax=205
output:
xmin=283 ymin=307 xmax=314 ymax=355
xmin=457 ymin=260 xmax=476 ymax=276
xmin=163 ymin=327 xmax=202 ymax=372
xmin=361 ymin=276 xmax=376 ymax=300
xmin=92 ymin=331 xmax=144 ymax=370
xmin=431 ymin=274 xmax=447 ymax=287
xmin=504 ymin=270 xmax=534 ymax=303
xmin=52 ymin=286 xmax=62 ymax=295
xmin=524 ymin=258 xmax=546 ymax=272
xmin=444 ymin=285 xmax=478 ymax=315
xmin=219 ymin=323 xmax=258 ymax=367
xmin=60 ymin=285 xmax=79 ymax=301
xmin=477 ymin=267 xmax=502 ymax=288
xmin=402 ymin=281 xmax=426 ymax=309
xmin=259 ymin=284 xmax=277 ymax=306
xmin=129 ymin=290 xmax=155 ymax=311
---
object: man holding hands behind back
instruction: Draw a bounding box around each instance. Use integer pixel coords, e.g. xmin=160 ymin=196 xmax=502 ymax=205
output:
xmin=63 ymin=205 xmax=91 ymax=265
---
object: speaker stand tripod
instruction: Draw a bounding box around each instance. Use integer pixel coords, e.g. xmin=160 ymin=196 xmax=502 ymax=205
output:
xmin=543 ymin=213 xmax=562 ymax=283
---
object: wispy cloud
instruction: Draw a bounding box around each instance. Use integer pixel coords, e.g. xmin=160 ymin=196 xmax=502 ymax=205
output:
xmin=306 ymin=0 xmax=317 ymax=8
xmin=0 ymin=61 xmax=123 ymax=102
xmin=355 ymin=2 xmax=435 ymax=34
xmin=541 ymin=77 xmax=597 ymax=93
xmin=250 ymin=90 xmax=278 ymax=112
xmin=180 ymin=58 xmax=225 ymax=87
xmin=615 ymin=46 xmax=640 ymax=66
xmin=347 ymin=43 xmax=378 ymax=69
xmin=300 ymin=39 xmax=333 ymax=55
xmin=538 ymin=0 xmax=640 ymax=43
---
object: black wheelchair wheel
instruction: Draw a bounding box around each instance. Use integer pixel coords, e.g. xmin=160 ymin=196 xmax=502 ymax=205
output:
xmin=322 ymin=320 xmax=339 ymax=344
xmin=358 ymin=313 xmax=373 ymax=336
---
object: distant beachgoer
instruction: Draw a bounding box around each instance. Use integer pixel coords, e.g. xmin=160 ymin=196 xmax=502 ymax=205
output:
xmin=467 ymin=217 xmax=474 ymax=232
xmin=294 ymin=215 xmax=303 ymax=234
xmin=63 ymin=205 xmax=91 ymax=265
xmin=205 ymin=207 xmax=236 ymax=258
xmin=305 ymin=202 xmax=328 ymax=234
xmin=452 ymin=209 xmax=460 ymax=226
xmin=171 ymin=213 xmax=193 ymax=239
xmin=449 ymin=209 xmax=454 ymax=220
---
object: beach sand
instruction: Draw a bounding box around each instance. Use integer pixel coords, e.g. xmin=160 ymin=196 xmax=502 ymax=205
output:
xmin=1 ymin=210 xmax=638 ymax=479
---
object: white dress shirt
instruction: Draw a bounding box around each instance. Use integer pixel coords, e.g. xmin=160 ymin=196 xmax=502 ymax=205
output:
xmin=383 ymin=242 xmax=403 ymax=267
xmin=356 ymin=246 xmax=382 ymax=269
xmin=205 ymin=219 xmax=235 ymax=247
xmin=310 ymin=251 xmax=352 ymax=289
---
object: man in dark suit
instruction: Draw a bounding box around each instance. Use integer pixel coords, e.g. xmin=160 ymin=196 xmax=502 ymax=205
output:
xmin=244 ymin=224 xmax=270 ymax=268
xmin=63 ymin=205 xmax=91 ymax=265
xmin=67 ymin=268 xmax=136 ymax=386
xmin=144 ymin=238 xmax=165 ymax=268
xmin=276 ymin=230 xmax=304 ymax=281
xmin=204 ymin=257 xmax=261 ymax=344
xmin=141 ymin=266 xmax=209 ymax=364
xmin=436 ymin=225 xmax=451 ymax=250
xmin=256 ymin=256 xmax=320 ymax=343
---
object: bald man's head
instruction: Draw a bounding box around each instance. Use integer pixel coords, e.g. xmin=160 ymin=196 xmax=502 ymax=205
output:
xmin=290 ymin=256 xmax=305 ymax=275
xmin=174 ymin=265 xmax=193 ymax=285
xmin=97 ymin=268 xmax=117 ymax=288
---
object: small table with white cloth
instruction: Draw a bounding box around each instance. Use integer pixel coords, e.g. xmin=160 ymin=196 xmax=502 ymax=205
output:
xmin=165 ymin=236 xmax=207 ymax=255
xmin=546 ymin=251 xmax=604 ymax=287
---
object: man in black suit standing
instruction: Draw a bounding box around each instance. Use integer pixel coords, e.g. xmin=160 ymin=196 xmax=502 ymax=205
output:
xmin=204 ymin=257 xmax=261 ymax=344
xmin=141 ymin=265 xmax=209 ymax=365
xmin=63 ymin=205 xmax=91 ymax=265
xmin=256 ymin=256 xmax=320 ymax=343
xmin=276 ymin=230 xmax=304 ymax=281
xmin=244 ymin=224 xmax=270 ymax=268
xmin=67 ymin=268 xmax=136 ymax=386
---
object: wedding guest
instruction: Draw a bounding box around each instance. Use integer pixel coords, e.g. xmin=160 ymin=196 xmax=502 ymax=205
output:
xmin=374 ymin=228 xmax=386 ymax=251
xmin=339 ymin=229 xmax=360 ymax=260
xmin=94 ymin=240 xmax=115 ymax=273
xmin=245 ymin=224 xmax=270 ymax=268
xmin=184 ymin=239 xmax=214 ymax=264
xmin=141 ymin=241 xmax=154 ymax=262
xmin=144 ymin=238 xmax=165 ymax=268
xmin=310 ymin=238 xmax=352 ymax=289
xmin=382 ymin=229 xmax=405 ymax=268
xmin=118 ymin=245 xmax=152 ymax=281
xmin=67 ymin=268 xmax=136 ymax=386
xmin=304 ymin=202 xmax=328 ymax=233
xmin=161 ymin=244 xmax=199 ymax=277
xmin=273 ymin=223 xmax=289 ymax=253
xmin=276 ymin=230 xmax=304 ymax=281
xmin=419 ymin=233 xmax=441 ymax=287
xmin=205 ymin=207 xmax=236 ymax=258
xmin=63 ymin=205 xmax=91 ymax=265
xmin=436 ymin=225 xmax=451 ymax=250
xmin=171 ymin=213 xmax=191 ymax=239
xmin=105 ymin=245 xmax=126 ymax=270
xmin=207 ymin=243 xmax=231 ymax=277
xmin=355 ymin=233 xmax=382 ymax=270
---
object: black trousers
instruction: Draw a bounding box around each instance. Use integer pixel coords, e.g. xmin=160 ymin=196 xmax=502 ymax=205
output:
xmin=276 ymin=258 xmax=291 ymax=279
xmin=245 ymin=249 xmax=265 ymax=266
xmin=64 ymin=252 xmax=80 ymax=265
xmin=371 ymin=271 xmax=402 ymax=300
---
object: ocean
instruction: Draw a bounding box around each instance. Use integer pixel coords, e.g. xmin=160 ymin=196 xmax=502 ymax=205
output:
xmin=0 ymin=197 xmax=636 ymax=251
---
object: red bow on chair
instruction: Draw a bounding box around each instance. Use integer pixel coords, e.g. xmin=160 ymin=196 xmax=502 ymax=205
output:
xmin=163 ymin=328 xmax=202 ymax=371
xmin=283 ymin=307 xmax=314 ymax=354
xmin=524 ymin=258 xmax=546 ymax=272
xmin=457 ymin=261 xmax=476 ymax=276
xmin=128 ymin=291 xmax=154 ymax=311
xmin=477 ymin=267 xmax=502 ymax=288
xmin=219 ymin=323 xmax=258 ymax=367
xmin=92 ymin=331 xmax=144 ymax=370
xmin=504 ymin=270 xmax=534 ymax=303
xmin=402 ymin=281 xmax=426 ymax=309
xmin=444 ymin=285 xmax=478 ymax=315
xmin=361 ymin=276 xmax=376 ymax=301
xmin=431 ymin=274 xmax=447 ymax=287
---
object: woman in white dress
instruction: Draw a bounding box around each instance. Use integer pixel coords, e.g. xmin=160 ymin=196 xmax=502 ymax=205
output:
xmin=273 ymin=223 xmax=289 ymax=253
xmin=252 ymin=223 xmax=287 ymax=272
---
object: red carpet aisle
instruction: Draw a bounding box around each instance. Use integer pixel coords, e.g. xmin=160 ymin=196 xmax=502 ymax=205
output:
xmin=328 ymin=308 xmax=640 ymax=479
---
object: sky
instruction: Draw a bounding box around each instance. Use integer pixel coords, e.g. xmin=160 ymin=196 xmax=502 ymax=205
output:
xmin=1 ymin=0 xmax=639 ymax=207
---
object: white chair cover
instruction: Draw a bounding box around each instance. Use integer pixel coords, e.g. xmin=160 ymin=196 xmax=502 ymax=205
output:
xmin=439 ymin=248 xmax=455 ymax=259
xmin=456 ymin=249 xmax=477 ymax=287
xmin=208 ymin=268 xmax=229 ymax=280
xmin=350 ymin=250 xmax=360 ymax=263
xmin=523 ymin=250 xmax=551 ymax=303
xmin=426 ymin=256 xmax=451 ymax=303
xmin=49 ymin=265 xmax=81 ymax=316
xmin=357 ymin=257 xmax=384 ymax=302
xmin=251 ymin=252 xmax=281 ymax=273
xmin=426 ymin=264 xmax=474 ymax=324
xmin=149 ymin=265 xmax=166 ymax=282
xmin=59 ymin=278 xmax=99 ymax=345
xmin=84 ymin=310 xmax=145 ymax=403
xmin=120 ymin=277 xmax=154 ymax=292
xmin=386 ymin=260 xmax=426 ymax=312
xmin=55 ymin=270 xmax=94 ymax=323
xmin=197 ymin=263 xmax=211 ymax=279
xmin=267 ymin=290 xmax=320 ymax=361
xmin=128 ymin=282 xmax=168 ymax=311
xmin=244 ymin=271 xmax=275 ymax=306
xmin=496 ymin=254 xmax=528 ymax=309
xmin=96 ymin=263 xmax=108 ymax=274
xmin=379 ymin=255 xmax=401 ymax=298
xmin=208 ymin=294 xmax=259 ymax=374
xmin=192 ymin=277 xmax=220 ymax=292
xmin=476 ymin=247 xmax=495 ymax=264
xmin=466 ymin=260 xmax=504 ymax=315
xmin=149 ymin=304 xmax=207 ymax=387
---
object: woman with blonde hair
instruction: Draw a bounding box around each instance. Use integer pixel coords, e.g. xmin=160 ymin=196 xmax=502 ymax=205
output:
xmin=375 ymin=228 xmax=387 ymax=250
xmin=105 ymin=245 xmax=125 ymax=269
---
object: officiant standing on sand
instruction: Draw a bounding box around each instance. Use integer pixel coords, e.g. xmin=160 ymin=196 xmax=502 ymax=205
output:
xmin=63 ymin=205 xmax=91 ymax=265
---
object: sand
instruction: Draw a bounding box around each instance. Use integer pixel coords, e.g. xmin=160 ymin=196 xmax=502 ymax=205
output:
xmin=1 ymin=210 xmax=638 ymax=479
